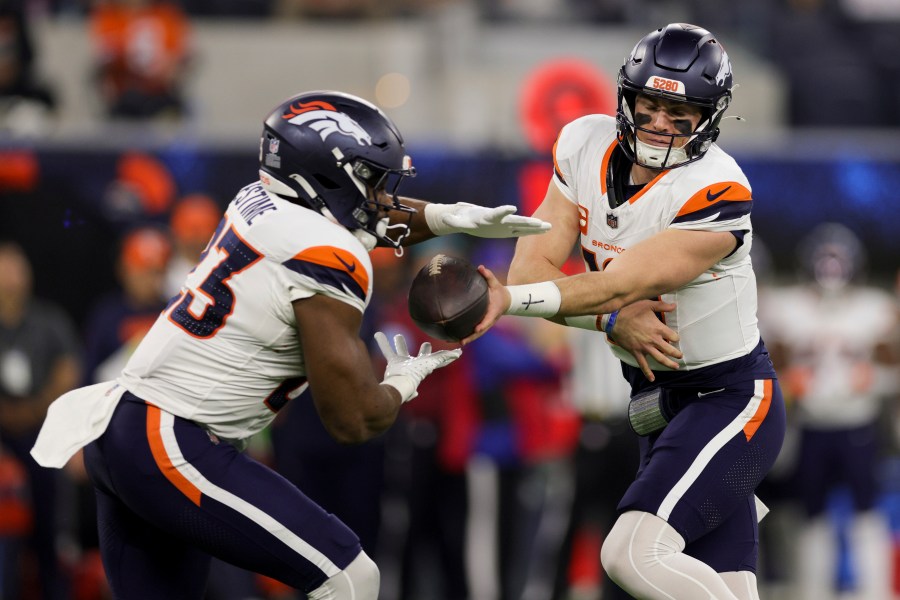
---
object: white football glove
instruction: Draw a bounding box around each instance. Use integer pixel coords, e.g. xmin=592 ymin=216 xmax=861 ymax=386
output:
xmin=424 ymin=202 xmax=551 ymax=238
xmin=375 ymin=332 xmax=462 ymax=403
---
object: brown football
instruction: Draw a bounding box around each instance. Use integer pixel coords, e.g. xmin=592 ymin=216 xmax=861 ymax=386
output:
xmin=408 ymin=254 xmax=489 ymax=342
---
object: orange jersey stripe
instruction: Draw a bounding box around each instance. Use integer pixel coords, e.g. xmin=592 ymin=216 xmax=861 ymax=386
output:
xmin=146 ymin=404 xmax=202 ymax=506
xmin=291 ymin=246 xmax=369 ymax=295
xmin=599 ymin=140 xmax=617 ymax=195
xmin=743 ymin=379 xmax=773 ymax=442
xmin=676 ymin=181 xmax=751 ymax=218
xmin=552 ymin=135 xmax=563 ymax=183
xmin=598 ymin=139 xmax=672 ymax=203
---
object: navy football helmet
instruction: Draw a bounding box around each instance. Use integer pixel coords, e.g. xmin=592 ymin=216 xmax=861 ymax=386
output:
xmin=259 ymin=90 xmax=416 ymax=249
xmin=616 ymin=23 xmax=734 ymax=169
xmin=797 ymin=223 xmax=866 ymax=292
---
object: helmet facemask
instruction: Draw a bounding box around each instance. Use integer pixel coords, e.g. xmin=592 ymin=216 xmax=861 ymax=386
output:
xmin=332 ymin=149 xmax=417 ymax=252
xmin=616 ymin=81 xmax=729 ymax=170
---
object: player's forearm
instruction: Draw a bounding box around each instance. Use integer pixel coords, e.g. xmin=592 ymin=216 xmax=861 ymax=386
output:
xmin=306 ymin=336 xmax=403 ymax=444
xmin=313 ymin=378 xmax=402 ymax=444
xmin=508 ymin=242 xmax=566 ymax=285
xmin=504 ymin=270 xmax=652 ymax=320
xmin=358 ymin=385 xmax=404 ymax=440
xmin=389 ymin=197 xmax=435 ymax=245
xmin=555 ymin=271 xmax=650 ymax=316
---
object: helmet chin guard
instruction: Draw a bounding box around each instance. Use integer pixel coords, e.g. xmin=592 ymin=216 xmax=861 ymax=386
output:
xmin=634 ymin=138 xmax=689 ymax=169
xmin=258 ymin=90 xmax=417 ymax=250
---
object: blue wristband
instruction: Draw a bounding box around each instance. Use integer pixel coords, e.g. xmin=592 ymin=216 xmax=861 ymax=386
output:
xmin=604 ymin=310 xmax=619 ymax=335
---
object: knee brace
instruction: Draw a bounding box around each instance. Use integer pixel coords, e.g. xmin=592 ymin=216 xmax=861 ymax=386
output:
xmin=308 ymin=551 xmax=380 ymax=600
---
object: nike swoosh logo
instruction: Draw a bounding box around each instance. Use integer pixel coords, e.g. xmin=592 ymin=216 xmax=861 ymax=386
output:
xmin=697 ymin=387 xmax=726 ymax=398
xmin=334 ymin=253 xmax=357 ymax=273
xmin=706 ymin=186 xmax=732 ymax=202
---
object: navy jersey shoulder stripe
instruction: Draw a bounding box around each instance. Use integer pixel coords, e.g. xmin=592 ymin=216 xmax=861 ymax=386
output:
xmin=672 ymin=198 xmax=752 ymax=226
xmin=282 ymin=258 xmax=367 ymax=302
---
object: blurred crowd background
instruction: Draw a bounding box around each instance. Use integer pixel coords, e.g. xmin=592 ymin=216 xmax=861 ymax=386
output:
xmin=0 ymin=0 xmax=899 ymax=599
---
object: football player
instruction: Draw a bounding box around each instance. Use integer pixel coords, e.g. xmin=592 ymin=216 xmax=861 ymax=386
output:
xmin=467 ymin=24 xmax=786 ymax=600
xmin=764 ymin=223 xmax=897 ymax=600
xmin=30 ymin=91 xmax=551 ymax=599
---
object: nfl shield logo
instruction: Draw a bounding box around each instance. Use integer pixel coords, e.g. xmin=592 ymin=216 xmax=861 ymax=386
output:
xmin=269 ymin=138 xmax=280 ymax=154
xmin=606 ymin=213 xmax=618 ymax=229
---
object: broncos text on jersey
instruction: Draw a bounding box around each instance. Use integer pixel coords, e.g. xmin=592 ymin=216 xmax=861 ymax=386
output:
xmin=553 ymin=115 xmax=759 ymax=372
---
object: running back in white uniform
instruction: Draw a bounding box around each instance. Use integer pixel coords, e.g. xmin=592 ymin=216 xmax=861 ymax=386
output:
xmin=119 ymin=180 xmax=373 ymax=444
xmin=30 ymin=89 xmax=538 ymax=600
xmin=554 ymin=114 xmax=759 ymax=372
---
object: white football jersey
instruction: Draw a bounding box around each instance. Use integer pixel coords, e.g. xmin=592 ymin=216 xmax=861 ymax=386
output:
xmin=118 ymin=181 xmax=374 ymax=443
xmin=554 ymin=115 xmax=760 ymax=371
xmin=761 ymin=284 xmax=897 ymax=428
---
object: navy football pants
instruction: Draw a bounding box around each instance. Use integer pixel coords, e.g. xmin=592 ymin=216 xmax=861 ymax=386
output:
xmin=619 ymin=378 xmax=786 ymax=573
xmin=84 ymin=394 xmax=362 ymax=599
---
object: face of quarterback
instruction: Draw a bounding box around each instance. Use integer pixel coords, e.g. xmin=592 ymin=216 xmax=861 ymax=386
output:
xmin=632 ymin=93 xmax=703 ymax=148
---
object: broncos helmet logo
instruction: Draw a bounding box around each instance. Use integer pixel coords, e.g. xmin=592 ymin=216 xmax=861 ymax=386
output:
xmin=282 ymin=100 xmax=372 ymax=146
xmin=714 ymin=50 xmax=732 ymax=86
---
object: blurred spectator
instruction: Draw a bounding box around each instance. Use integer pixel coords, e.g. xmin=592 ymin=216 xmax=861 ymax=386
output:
xmin=465 ymin=239 xmax=577 ymax=600
xmin=101 ymin=152 xmax=177 ymax=228
xmin=0 ymin=0 xmax=57 ymax=136
xmin=0 ymin=240 xmax=80 ymax=600
xmin=83 ymin=226 xmax=171 ymax=384
xmin=754 ymin=235 xmax=804 ymax=600
xmin=88 ymin=0 xmax=192 ymax=120
xmin=763 ymin=223 xmax=899 ymax=600
xmin=68 ymin=226 xmax=173 ymax=600
xmin=375 ymin=241 xmax=477 ymax=600
xmin=551 ymin=325 xmax=636 ymax=600
xmin=164 ymin=192 xmax=221 ymax=298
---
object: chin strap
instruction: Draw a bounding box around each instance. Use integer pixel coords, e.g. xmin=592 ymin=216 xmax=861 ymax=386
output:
xmin=382 ymin=222 xmax=408 ymax=256
xmin=352 ymin=219 xmax=409 ymax=256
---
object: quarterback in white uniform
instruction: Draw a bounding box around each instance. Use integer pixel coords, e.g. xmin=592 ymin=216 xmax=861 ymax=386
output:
xmin=30 ymin=91 xmax=550 ymax=599
xmin=470 ymin=24 xmax=785 ymax=600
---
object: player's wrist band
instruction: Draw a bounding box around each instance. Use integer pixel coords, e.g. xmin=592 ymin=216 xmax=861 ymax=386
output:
xmin=423 ymin=203 xmax=455 ymax=236
xmin=505 ymin=282 xmax=561 ymax=318
xmin=382 ymin=375 xmax=418 ymax=404
xmin=604 ymin=310 xmax=619 ymax=335
xmin=564 ymin=315 xmax=602 ymax=331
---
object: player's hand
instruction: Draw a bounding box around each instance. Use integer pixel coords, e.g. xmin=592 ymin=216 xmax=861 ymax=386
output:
xmin=424 ymin=202 xmax=551 ymax=238
xmin=610 ymin=299 xmax=682 ymax=382
xmin=375 ymin=332 xmax=462 ymax=403
xmin=461 ymin=265 xmax=510 ymax=346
